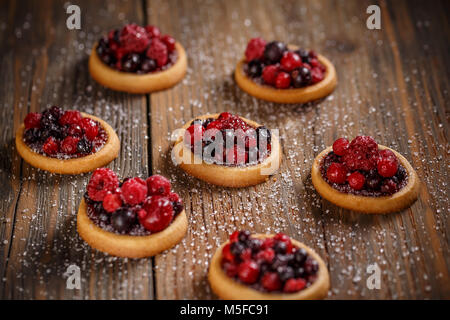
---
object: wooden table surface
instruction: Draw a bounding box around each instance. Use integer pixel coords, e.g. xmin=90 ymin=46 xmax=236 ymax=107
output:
xmin=0 ymin=0 xmax=448 ymax=300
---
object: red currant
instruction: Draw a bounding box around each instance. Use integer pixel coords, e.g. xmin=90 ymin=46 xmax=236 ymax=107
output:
xmin=275 ymin=72 xmax=291 ymax=89
xmin=327 ymin=162 xmax=347 ymax=184
xmin=332 ymin=138 xmax=349 ymax=156
xmin=347 ymin=172 xmax=366 ymax=190
xmin=280 ymin=51 xmax=302 ymax=72
xmin=261 ymin=272 xmax=282 ymax=291
xmin=262 ymin=65 xmax=279 ymax=85
xmin=237 ymin=260 xmax=259 ymax=284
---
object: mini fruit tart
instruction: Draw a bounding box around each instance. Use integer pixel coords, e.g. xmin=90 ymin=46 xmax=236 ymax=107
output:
xmin=77 ymin=169 xmax=188 ymax=258
xmin=15 ymin=106 xmax=120 ymax=174
xmin=208 ymin=231 xmax=330 ymax=300
xmin=89 ymin=24 xmax=187 ymax=93
xmin=235 ymin=38 xmax=337 ymax=104
xmin=172 ymin=112 xmax=281 ymax=187
xmin=311 ymin=136 xmax=420 ymax=214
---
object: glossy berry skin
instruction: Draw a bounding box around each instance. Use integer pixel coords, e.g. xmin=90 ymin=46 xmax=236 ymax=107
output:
xmin=111 ymin=208 xmax=136 ymax=232
xmin=311 ymin=67 xmax=324 ymax=84
xmin=140 ymin=58 xmax=157 ymax=73
xmin=262 ymin=65 xmax=279 ymax=85
xmin=80 ymin=118 xmax=99 ymax=141
xmin=237 ymin=260 xmax=260 ymax=284
xmin=377 ymin=156 xmax=398 ymax=177
xmin=102 ymin=193 xmax=123 ymax=213
xmin=263 ymin=41 xmax=287 ymax=64
xmin=87 ymin=168 xmax=119 ymax=202
xmin=247 ymin=59 xmax=263 ymax=78
xmin=146 ymin=174 xmax=171 ymax=196
xmin=261 ymin=272 xmax=282 ymax=291
xmin=222 ymin=243 xmax=235 ymax=263
xmin=161 ymin=34 xmax=176 ymax=52
xmin=291 ymin=67 xmax=312 ymax=88
xmin=140 ymin=195 xmax=174 ymax=232
xmin=24 ymin=112 xmax=42 ymax=129
xmin=59 ymin=110 xmax=82 ymax=126
xmin=121 ymin=177 xmax=148 ymax=205
xmin=42 ymin=137 xmax=59 ymax=155
xmin=332 ymin=138 xmax=349 ymax=156
xmin=283 ymin=278 xmax=306 ymax=293
xmin=185 ymin=123 xmax=205 ymax=146
xmin=327 ymin=162 xmax=347 ymax=184
xmin=280 ymin=51 xmax=302 ymax=72
xmin=347 ymin=171 xmax=365 ymax=190
xmin=275 ymin=72 xmax=291 ymax=89
xmin=245 ymin=38 xmax=266 ymax=62
xmin=60 ymin=136 xmax=80 ymax=155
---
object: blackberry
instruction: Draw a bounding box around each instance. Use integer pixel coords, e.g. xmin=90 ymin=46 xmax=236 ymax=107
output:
xmin=77 ymin=138 xmax=92 ymax=154
xmin=273 ymin=241 xmax=287 ymax=254
xmin=294 ymin=248 xmax=307 ymax=265
xmin=230 ymin=241 xmax=245 ymax=256
xmin=41 ymin=106 xmax=63 ymax=126
xmin=23 ymin=128 xmax=41 ymax=144
xmin=122 ymin=53 xmax=141 ymax=72
xmin=238 ymin=230 xmax=251 ymax=242
xmin=247 ymin=59 xmax=263 ymax=78
xmin=111 ymin=208 xmax=136 ymax=233
xmin=277 ymin=265 xmax=295 ymax=282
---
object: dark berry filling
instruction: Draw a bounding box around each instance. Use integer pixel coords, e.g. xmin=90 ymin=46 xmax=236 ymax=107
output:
xmin=96 ymin=24 xmax=178 ymax=74
xmin=84 ymin=168 xmax=183 ymax=236
xmin=184 ymin=112 xmax=272 ymax=167
xmin=320 ymin=136 xmax=408 ymax=196
xmin=221 ymin=231 xmax=318 ymax=293
xmin=22 ymin=106 xmax=107 ymax=159
xmin=243 ymin=38 xmax=326 ymax=89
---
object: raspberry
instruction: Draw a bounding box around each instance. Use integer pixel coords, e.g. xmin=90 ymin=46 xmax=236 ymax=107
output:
xmin=43 ymin=137 xmax=59 ymax=155
xmin=24 ymin=112 xmax=42 ymax=129
xmin=146 ymin=174 xmax=171 ymax=196
xmin=262 ymin=65 xmax=279 ymax=85
xmin=102 ymin=193 xmax=123 ymax=213
xmin=347 ymin=172 xmax=366 ymax=190
xmin=59 ymin=110 xmax=82 ymax=126
xmin=79 ymin=118 xmax=99 ymax=141
xmin=342 ymin=136 xmax=379 ymax=171
xmin=245 ymin=38 xmax=266 ymax=61
xmin=145 ymin=25 xmax=161 ymax=38
xmin=261 ymin=272 xmax=282 ymax=292
xmin=311 ymin=67 xmax=324 ymax=84
xmin=66 ymin=124 xmax=83 ymax=137
xmin=283 ymin=278 xmax=306 ymax=293
xmin=60 ymin=136 xmax=80 ymax=155
xmin=332 ymin=138 xmax=349 ymax=156
xmin=139 ymin=195 xmax=174 ymax=232
xmin=119 ymin=24 xmax=150 ymax=54
xmin=146 ymin=38 xmax=168 ymax=67
xmin=327 ymin=162 xmax=347 ymax=184
xmin=185 ymin=124 xmax=205 ymax=146
xmin=377 ymin=157 xmax=398 ymax=177
xmin=121 ymin=177 xmax=148 ymax=205
xmin=275 ymin=72 xmax=291 ymax=89
xmin=280 ymin=51 xmax=302 ymax=72
xmin=168 ymin=192 xmax=181 ymax=203
xmin=237 ymin=260 xmax=259 ymax=284
xmin=161 ymin=34 xmax=176 ymax=52
xmin=87 ymin=168 xmax=120 ymax=202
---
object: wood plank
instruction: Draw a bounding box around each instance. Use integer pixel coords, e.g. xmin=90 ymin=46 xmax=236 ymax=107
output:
xmin=1 ymin=0 xmax=153 ymax=299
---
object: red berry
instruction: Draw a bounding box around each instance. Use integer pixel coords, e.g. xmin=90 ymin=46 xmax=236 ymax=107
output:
xmin=66 ymin=124 xmax=83 ymax=137
xmin=245 ymin=37 xmax=266 ymax=61
xmin=381 ymin=179 xmax=398 ymax=194
xmin=327 ymin=162 xmax=347 ymax=184
xmin=139 ymin=195 xmax=174 ymax=232
xmin=222 ymin=243 xmax=235 ymax=263
xmin=377 ymin=157 xmax=398 ymax=177
xmin=102 ymin=193 xmax=123 ymax=213
xmin=218 ymin=112 xmax=232 ymax=120
xmin=283 ymin=278 xmax=306 ymax=293
xmin=342 ymin=136 xmax=379 ymax=171
xmin=146 ymin=38 xmax=168 ymax=67
xmin=280 ymin=51 xmax=302 ymax=72
xmin=274 ymin=233 xmax=293 ymax=253
xmin=255 ymin=248 xmax=275 ymax=263
xmin=121 ymin=177 xmax=147 ymax=205
xmin=261 ymin=238 xmax=275 ymax=249
xmin=43 ymin=137 xmax=59 ymax=155
xmin=161 ymin=34 xmax=176 ymax=52
xmin=347 ymin=172 xmax=366 ymax=190
xmin=146 ymin=174 xmax=171 ymax=196
xmin=379 ymin=149 xmax=396 ymax=160
xmin=261 ymin=272 xmax=282 ymax=291
xmin=275 ymin=72 xmax=291 ymax=89
xmin=168 ymin=192 xmax=181 ymax=203
xmin=87 ymin=168 xmax=119 ymax=202
xmin=230 ymin=231 xmax=240 ymax=243
xmin=120 ymin=24 xmax=150 ymax=53
xmin=206 ymin=120 xmax=224 ymax=131
xmin=262 ymin=65 xmax=279 ymax=85
xmin=184 ymin=124 xmax=205 ymax=146
xmin=237 ymin=260 xmax=259 ymax=284
xmin=332 ymin=138 xmax=349 ymax=156
xmin=59 ymin=110 xmax=82 ymax=126
xmin=80 ymin=118 xmax=99 ymax=141
xmin=223 ymin=262 xmax=238 ymax=277
xmin=24 ymin=112 xmax=42 ymax=129
xmin=145 ymin=25 xmax=161 ymax=38
xmin=60 ymin=136 xmax=80 ymax=155
xmin=311 ymin=67 xmax=324 ymax=84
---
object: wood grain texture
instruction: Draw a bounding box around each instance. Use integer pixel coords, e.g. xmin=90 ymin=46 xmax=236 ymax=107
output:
xmin=0 ymin=0 xmax=448 ymax=300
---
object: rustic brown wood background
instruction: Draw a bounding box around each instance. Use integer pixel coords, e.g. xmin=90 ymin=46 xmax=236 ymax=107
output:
xmin=0 ymin=0 xmax=448 ymax=299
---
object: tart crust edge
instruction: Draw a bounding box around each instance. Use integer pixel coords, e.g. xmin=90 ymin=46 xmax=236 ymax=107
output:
xmin=15 ymin=112 xmax=120 ymax=174
xmin=173 ymin=114 xmax=282 ymax=188
xmin=89 ymin=42 xmax=187 ymax=93
xmin=77 ymin=198 xmax=188 ymax=258
xmin=208 ymin=234 xmax=330 ymax=300
xmin=311 ymin=145 xmax=420 ymax=214
xmin=234 ymin=53 xmax=337 ymax=104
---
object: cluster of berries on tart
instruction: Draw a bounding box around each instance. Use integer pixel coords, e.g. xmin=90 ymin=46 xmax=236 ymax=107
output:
xmin=243 ymin=38 xmax=326 ymax=89
xmin=221 ymin=231 xmax=319 ymax=293
xmin=96 ymin=23 xmax=177 ymax=73
xmin=83 ymin=169 xmax=183 ymax=235
xmin=22 ymin=106 xmax=106 ymax=158
xmin=184 ymin=112 xmax=272 ymax=166
xmin=321 ymin=136 xmax=408 ymax=196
